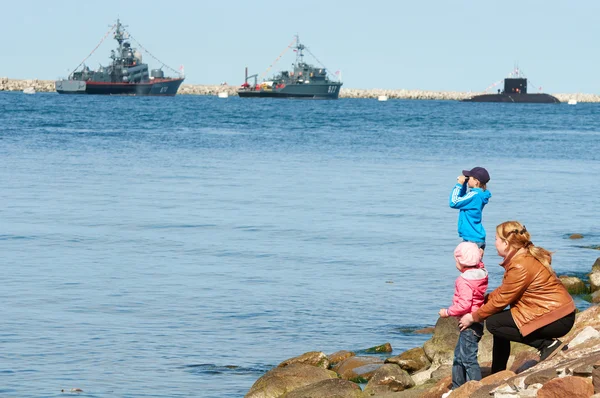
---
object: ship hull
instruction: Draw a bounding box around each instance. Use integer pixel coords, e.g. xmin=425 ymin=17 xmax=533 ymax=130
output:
xmin=463 ymin=93 xmax=560 ymax=104
xmin=55 ymin=78 xmax=184 ymax=96
xmin=238 ymin=83 xmax=342 ymax=99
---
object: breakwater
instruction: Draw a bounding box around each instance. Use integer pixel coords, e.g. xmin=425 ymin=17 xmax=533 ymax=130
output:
xmin=3 ymin=77 xmax=600 ymax=102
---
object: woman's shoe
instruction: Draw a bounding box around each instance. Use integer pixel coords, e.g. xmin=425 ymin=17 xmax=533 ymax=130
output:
xmin=539 ymin=339 xmax=568 ymax=361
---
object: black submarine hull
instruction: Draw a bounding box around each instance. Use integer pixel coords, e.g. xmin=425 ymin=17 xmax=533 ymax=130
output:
xmin=463 ymin=93 xmax=560 ymax=104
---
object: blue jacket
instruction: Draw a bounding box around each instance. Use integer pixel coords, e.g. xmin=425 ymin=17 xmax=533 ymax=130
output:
xmin=449 ymin=184 xmax=491 ymax=243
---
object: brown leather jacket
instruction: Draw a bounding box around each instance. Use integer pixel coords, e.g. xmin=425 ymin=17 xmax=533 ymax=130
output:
xmin=473 ymin=252 xmax=575 ymax=336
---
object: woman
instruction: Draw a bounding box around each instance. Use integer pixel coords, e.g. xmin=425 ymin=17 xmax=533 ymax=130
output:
xmin=458 ymin=221 xmax=576 ymax=373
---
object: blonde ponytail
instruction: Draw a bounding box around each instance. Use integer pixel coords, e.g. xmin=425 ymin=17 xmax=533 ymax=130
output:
xmin=497 ymin=221 xmax=553 ymax=272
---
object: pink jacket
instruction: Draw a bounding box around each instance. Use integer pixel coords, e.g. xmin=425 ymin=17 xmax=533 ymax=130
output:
xmin=447 ymin=263 xmax=488 ymax=317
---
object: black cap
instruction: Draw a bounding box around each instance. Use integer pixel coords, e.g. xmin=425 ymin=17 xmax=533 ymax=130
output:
xmin=462 ymin=167 xmax=490 ymax=184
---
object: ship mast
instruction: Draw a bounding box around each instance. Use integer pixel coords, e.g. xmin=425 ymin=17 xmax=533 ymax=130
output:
xmin=112 ymin=19 xmax=128 ymax=67
xmin=294 ymin=35 xmax=305 ymax=66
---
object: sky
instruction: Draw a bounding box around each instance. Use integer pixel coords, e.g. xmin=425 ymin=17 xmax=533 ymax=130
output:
xmin=2 ymin=0 xmax=599 ymax=93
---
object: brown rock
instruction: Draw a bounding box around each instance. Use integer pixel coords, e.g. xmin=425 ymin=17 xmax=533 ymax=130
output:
xmin=450 ymin=380 xmax=483 ymax=398
xmin=420 ymin=375 xmax=451 ymax=398
xmin=569 ymin=233 xmax=584 ymax=239
xmin=283 ymin=378 xmax=364 ymax=398
xmin=594 ymin=363 xmax=600 ymax=394
xmin=385 ymin=347 xmax=431 ymax=374
xmin=328 ymin=350 xmax=355 ymax=365
xmin=244 ymin=363 xmax=338 ymax=398
xmin=537 ymin=375 xmax=594 ymax=398
xmin=278 ymin=351 xmax=330 ymax=369
xmin=480 ymin=369 xmax=516 ymax=385
xmin=364 ymin=342 xmax=393 ymax=353
xmin=363 ymin=364 xmax=415 ymax=395
xmin=333 ymin=356 xmax=384 ymax=382
xmin=592 ymin=290 xmax=600 ymax=304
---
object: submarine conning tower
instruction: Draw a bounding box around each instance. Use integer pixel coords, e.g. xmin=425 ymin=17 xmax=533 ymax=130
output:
xmin=504 ymin=77 xmax=527 ymax=94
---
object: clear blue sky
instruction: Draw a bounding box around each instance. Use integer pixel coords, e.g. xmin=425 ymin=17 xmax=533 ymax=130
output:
xmin=2 ymin=1 xmax=598 ymax=92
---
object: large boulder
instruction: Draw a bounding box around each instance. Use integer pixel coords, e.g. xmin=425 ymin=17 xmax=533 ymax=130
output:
xmin=333 ymin=356 xmax=384 ymax=382
xmin=423 ymin=317 xmax=459 ymax=366
xmin=363 ymin=364 xmax=415 ymax=395
xmin=564 ymin=306 xmax=600 ymax=344
xmin=363 ymin=343 xmax=393 ymax=354
xmin=590 ymin=271 xmax=600 ymax=293
xmin=282 ymin=378 xmax=364 ymax=398
xmin=592 ymin=257 xmax=600 ymax=273
xmin=385 ymin=347 xmax=431 ymax=374
xmin=278 ymin=351 xmax=329 ymax=369
xmin=536 ymin=375 xmax=594 ymax=397
xmin=559 ymin=275 xmax=588 ymax=294
xmin=245 ymin=363 xmax=338 ymax=398
xmin=328 ymin=350 xmax=355 ymax=366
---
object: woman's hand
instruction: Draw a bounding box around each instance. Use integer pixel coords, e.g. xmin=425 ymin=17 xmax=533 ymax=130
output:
xmin=438 ymin=308 xmax=449 ymax=318
xmin=459 ymin=313 xmax=474 ymax=331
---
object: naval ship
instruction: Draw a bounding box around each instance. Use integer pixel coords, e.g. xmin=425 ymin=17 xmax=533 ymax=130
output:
xmin=55 ymin=19 xmax=184 ymax=96
xmin=238 ymin=36 xmax=342 ymax=99
xmin=463 ymin=69 xmax=559 ymax=104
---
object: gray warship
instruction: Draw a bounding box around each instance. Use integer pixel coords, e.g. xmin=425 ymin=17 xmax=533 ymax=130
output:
xmin=238 ymin=36 xmax=342 ymax=99
xmin=55 ymin=19 xmax=184 ymax=96
xmin=463 ymin=69 xmax=559 ymax=104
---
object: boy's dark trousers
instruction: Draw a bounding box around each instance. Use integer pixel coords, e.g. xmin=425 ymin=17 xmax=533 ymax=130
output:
xmin=452 ymin=322 xmax=484 ymax=389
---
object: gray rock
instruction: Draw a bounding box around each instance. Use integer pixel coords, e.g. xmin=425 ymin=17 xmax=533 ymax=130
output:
xmin=590 ymin=271 xmax=600 ymax=293
xmin=559 ymin=275 xmax=588 ymax=294
xmin=423 ymin=317 xmax=459 ymax=366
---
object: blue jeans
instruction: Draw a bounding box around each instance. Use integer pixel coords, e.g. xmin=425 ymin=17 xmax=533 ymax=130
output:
xmin=452 ymin=322 xmax=483 ymax=389
xmin=463 ymin=239 xmax=486 ymax=250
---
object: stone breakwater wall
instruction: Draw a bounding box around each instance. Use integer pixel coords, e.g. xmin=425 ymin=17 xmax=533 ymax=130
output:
xmin=2 ymin=78 xmax=600 ymax=103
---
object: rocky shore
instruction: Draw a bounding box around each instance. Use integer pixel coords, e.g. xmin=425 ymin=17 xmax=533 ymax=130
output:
xmin=244 ymin=255 xmax=600 ymax=397
xmin=2 ymin=77 xmax=600 ymax=103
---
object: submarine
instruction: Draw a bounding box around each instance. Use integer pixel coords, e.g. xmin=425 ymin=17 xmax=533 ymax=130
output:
xmin=463 ymin=71 xmax=559 ymax=104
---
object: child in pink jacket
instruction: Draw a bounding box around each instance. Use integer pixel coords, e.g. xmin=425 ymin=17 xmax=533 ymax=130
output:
xmin=439 ymin=242 xmax=488 ymax=395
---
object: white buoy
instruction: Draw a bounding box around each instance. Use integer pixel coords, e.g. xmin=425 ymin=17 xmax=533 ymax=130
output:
xmin=23 ymin=87 xmax=36 ymax=95
xmin=568 ymin=99 xmax=577 ymax=105
xmin=217 ymin=92 xmax=229 ymax=98
xmin=377 ymin=95 xmax=388 ymax=102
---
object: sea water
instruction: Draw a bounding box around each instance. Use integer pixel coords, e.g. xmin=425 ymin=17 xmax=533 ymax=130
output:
xmin=1 ymin=92 xmax=599 ymax=397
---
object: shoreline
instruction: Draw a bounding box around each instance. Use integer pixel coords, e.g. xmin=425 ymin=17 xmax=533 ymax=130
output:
xmin=2 ymin=77 xmax=600 ymax=102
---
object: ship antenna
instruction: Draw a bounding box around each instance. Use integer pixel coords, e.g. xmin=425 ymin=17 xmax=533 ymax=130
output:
xmin=258 ymin=36 xmax=296 ymax=81
xmin=125 ymin=29 xmax=183 ymax=77
xmin=68 ymin=23 xmax=116 ymax=78
xmin=295 ymin=35 xmax=305 ymax=66
xmin=303 ymin=44 xmax=339 ymax=82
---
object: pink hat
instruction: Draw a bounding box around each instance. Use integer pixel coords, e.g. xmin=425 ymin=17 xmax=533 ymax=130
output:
xmin=454 ymin=242 xmax=482 ymax=267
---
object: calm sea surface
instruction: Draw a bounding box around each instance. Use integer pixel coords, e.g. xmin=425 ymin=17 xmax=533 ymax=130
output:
xmin=1 ymin=92 xmax=599 ymax=397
